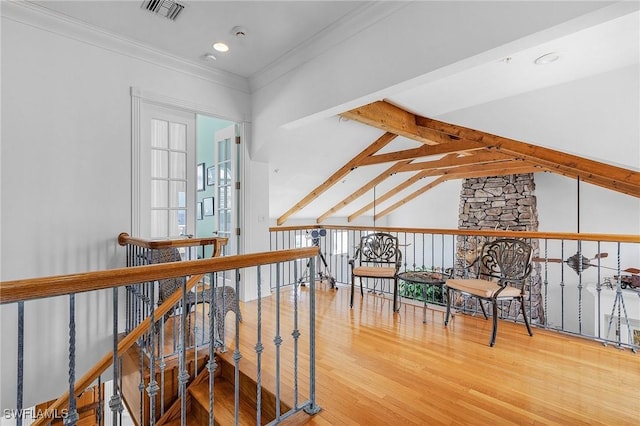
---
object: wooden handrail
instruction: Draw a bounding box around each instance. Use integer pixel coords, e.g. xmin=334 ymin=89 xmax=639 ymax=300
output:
xmin=118 ymin=233 xmax=228 ymax=256
xmin=269 ymin=225 xmax=640 ymax=244
xmin=0 ymin=247 xmax=319 ymax=305
xmin=26 ymin=246 xmax=318 ymax=426
xmin=31 ymin=271 xmax=208 ymax=426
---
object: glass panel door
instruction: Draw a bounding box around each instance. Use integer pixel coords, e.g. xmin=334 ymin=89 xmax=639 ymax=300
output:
xmin=141 ymin=104 xmax=195 ymax=239
xmin=215 ymin=125 xmax=238 ymax=254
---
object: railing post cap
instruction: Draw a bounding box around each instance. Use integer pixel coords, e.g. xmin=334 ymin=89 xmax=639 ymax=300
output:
xmin=117 ymin=233 xmax=130 ymax=246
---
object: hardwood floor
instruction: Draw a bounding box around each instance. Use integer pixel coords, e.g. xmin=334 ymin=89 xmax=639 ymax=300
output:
xmin=193 ymin=282 xmax=639 ymax=425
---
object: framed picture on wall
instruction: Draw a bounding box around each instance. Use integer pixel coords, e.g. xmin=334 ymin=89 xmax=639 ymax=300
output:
xmin=197 ymin=163 xmax=205 ymax=191
xmin=207 ymin=165 xmax=215 ymax=186
xmin=196 ymin=202 xmax=203 ymax=220
xmin=203 ymin=197 xmax=214 ymax=216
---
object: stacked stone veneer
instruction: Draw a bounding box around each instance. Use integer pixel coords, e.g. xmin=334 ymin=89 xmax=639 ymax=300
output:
xmin=455 ymin=174 xmax=544 ymax=324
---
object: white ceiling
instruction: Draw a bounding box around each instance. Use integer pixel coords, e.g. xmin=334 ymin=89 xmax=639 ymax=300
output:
xmin=32 ymin=0 xmax=370 ymax=79
xmin=26 ymin=1 xmax=640 ymax=221
xmin=389 ymin=10 xmax=640 ymax=118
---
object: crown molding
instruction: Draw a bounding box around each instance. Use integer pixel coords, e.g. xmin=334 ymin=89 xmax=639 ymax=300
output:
xmin=2 ymin=0 xmax=250 ymax=94
xmin=248 ymin=1 xmax=409 ymax=92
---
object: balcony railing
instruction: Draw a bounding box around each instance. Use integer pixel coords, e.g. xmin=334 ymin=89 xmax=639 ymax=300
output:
xmin=270 ymin=225 xmax=640 ymax=351
xmin=0 ymin=234 xmax=320 ymax=426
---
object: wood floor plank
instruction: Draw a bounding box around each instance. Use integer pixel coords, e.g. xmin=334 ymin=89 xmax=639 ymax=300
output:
xmin=174 ymin=283 xmax=638 ymax=425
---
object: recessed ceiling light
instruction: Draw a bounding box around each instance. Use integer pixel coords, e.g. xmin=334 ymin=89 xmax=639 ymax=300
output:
xmin=213 ymin=42 xmax=229 ymax=53
xmin=204 ymin=53 xmax=217 ymax=61
xmin=534 ymin=52 xmax=559 ymax=65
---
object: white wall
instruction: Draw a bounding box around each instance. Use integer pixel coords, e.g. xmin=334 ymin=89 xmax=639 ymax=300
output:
xmin=238 ymin=123 xmax=273 ymax=301
xmin=1 ymin=5 xmax=250 ymax=408
xmin=386 ymin=179 xmax=462 ymax=229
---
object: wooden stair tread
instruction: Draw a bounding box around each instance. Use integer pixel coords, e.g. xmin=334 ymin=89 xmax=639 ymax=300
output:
xmin=190 ymin=379 xmax=264 ymax=425
xmin=161 ymin=417 xmax=196 ymax=426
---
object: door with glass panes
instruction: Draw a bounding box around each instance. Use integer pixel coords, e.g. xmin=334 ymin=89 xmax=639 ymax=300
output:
xmin=141 ymin=104 xmax=196 ymax=239
xmin=215 ymin=124 xmax=239 ymax=255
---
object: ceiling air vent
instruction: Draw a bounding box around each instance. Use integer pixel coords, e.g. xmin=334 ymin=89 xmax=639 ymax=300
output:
xmin=141 ymin=0 xmax=185 ymax=21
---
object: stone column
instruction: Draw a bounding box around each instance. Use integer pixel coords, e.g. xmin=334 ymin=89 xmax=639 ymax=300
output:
xmin=455 ymin=174 xmax=544 ymax=323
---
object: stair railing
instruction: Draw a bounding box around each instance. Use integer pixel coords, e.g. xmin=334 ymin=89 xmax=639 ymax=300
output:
xmin=271 ymin=225 xmax=640 ymax=350
xmin=1 ymin=243 xmax=320 ymax=426
xmin=118 ymin=233 xmax=230 ymax=423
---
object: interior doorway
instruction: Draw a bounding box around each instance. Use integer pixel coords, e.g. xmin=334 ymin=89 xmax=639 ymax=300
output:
xmin=196 ymin=115 xmax=238 ymax=256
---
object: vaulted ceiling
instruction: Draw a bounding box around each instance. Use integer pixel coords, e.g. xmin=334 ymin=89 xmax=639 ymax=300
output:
xmin=277 ymin=100 xmax=640 ymax=225
xmin=21 ymin=1 xmax=640 ymax=225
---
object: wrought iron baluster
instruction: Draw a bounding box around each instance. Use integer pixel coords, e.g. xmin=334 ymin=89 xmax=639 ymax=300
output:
xmin=17 ymin=301 xmax=24 ymax=426
xmin=605 ymin=243 xmax=635 ymax=351
xmin=233 ymin=269 xmax=242 ymax=425
xmin=119 ymin=357 xmax=124 ymax=425
xmin=125 ymin=245 xmax=131 ymax=333
xmin=273 ymin=263 xmax=282 ymax=422
xmin=193 ymin=278 xmax=199 ymax=375
xmin=560 ymin=241 xmax=565 ymax=330
xmin=109 ymin=287 xmax=123 ymax=425
xmin=412 ymin=233 xmax=424 ymax=271
xmin=292 ymin=262 xmax=300 ymax=409
xmin=96 ymin=376 xmax=102 ymax=426
xmin=255 ymin=266 xmax=264 ymax=425
xmin=64 ymin=294 xmax=79 ymax=426
xmin=577 ymin=241 xmax=583 ymax=334
xmin=429 ymin=233 xmax=433 ymax=270
xmin=146 ymin=282 xmax=159 ymax=425
xmin=207 ymin=272 xmax=217 ymax=426
xmin=159 ymin=314 xmax=166 ymax=416
xmin=179 ymin=275 xmax=189 ymax=426
xmin=543 ymin=239 xmax=549 ymax=329
xmin=305 ymin=255 xmax=320 ymax=415
xmin=201 ymin=276 xmax=206 ymax=348
xmin=596 ymin=241 xmax=602 ymax=339
xmin=138 ymin=290 xmax=145 ymax=426
xmin=329 ymin=229 xmax=335 ymax=284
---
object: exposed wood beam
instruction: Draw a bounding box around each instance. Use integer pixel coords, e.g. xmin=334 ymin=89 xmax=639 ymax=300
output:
xmin=276 ymin=132 xmax=396 ymax=225
xmin=397 ymin=160 xmax=543 ymax=179
xmin=373 ymin=166 xmax=544 ymax=221
xmin=397 ymin=151 xmax=514 ymax=172
xmin=358 ymin=141 xmax=486 ymax=166
xmin=346 ymin=161 xmax=454 ymax=223
xmin=348 ymin=158 xmax=538 ymax=222
xmin=345 ymin=100 xmax=639 ymax=198
xmin=534 ymin=166 xmax=640 ymax=198
xmin=316 ymin=160 xmax=411 ymax=223
xmin=341 ymin=102 xmax=466 ymax=145
xmin=428 ymin=159 xmax=542 ymax=177
xmin=443 ymin=165 xmax=544 ymax=181
xmin=415 ymin=113 xmax=640 ymax=196
xmin=374 ymin=177 xmax=449 ymax=221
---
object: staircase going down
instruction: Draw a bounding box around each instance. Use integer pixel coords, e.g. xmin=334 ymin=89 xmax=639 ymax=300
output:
xmin=122 ymin=340 xmax=291 ymax=426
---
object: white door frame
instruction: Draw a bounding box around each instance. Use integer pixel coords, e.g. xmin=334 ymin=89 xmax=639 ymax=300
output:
xmin=130 ymin=86 xmax=245 ymax=238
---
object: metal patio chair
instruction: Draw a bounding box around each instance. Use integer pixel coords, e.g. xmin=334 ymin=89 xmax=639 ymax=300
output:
xmin=445 ymin=238 xmax=533 ymax=347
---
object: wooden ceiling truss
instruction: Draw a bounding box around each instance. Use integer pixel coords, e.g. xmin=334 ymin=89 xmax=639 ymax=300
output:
xmin=276 ymin=100 xmax=639 ymax=226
